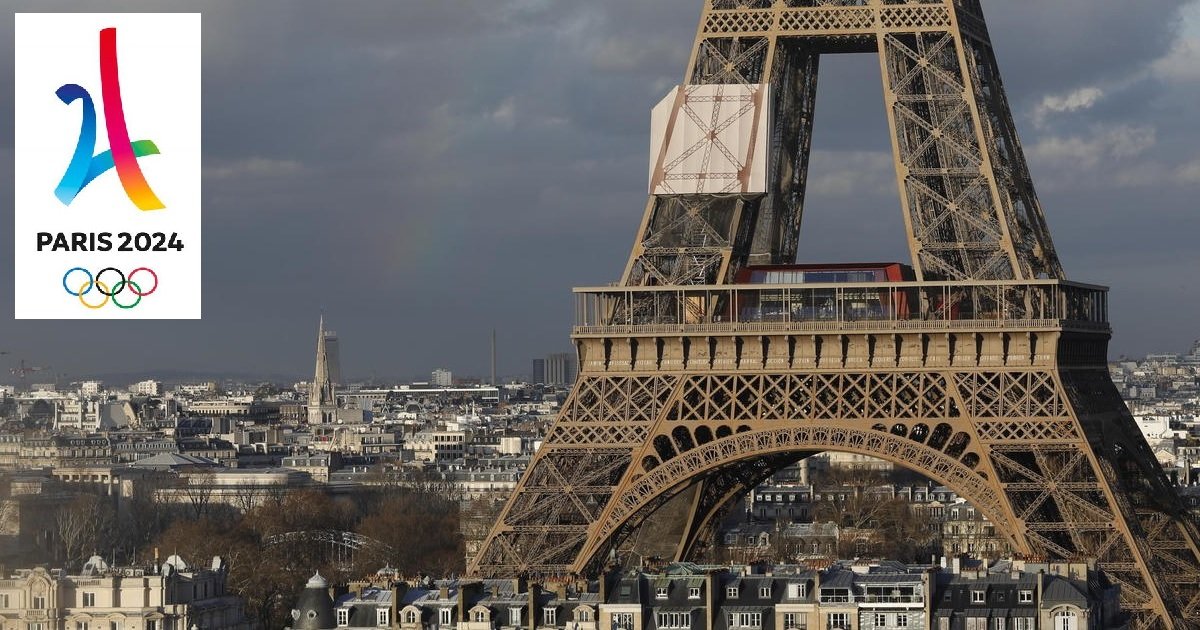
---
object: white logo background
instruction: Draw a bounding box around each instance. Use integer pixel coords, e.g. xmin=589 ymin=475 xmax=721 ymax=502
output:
xmin=14 ymin=13 xmax=201 ymax=319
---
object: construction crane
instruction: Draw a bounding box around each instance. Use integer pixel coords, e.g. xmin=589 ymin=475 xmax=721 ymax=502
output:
xmin=10 ymin=359 xmax=47 ymax=379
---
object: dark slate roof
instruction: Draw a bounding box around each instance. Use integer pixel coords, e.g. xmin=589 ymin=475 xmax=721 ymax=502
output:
xmin=610 ymin=577 xmax=643 ymax=604
xmin=819 ymin=571 xmax=855 ymax=589
xmin=1042 ymin=577 xmax=1089 ymax=606
xmin=942 ymin=574 xmax=1038 ymax=588
xmin=293 ymin=573 xmax=336 ymax=630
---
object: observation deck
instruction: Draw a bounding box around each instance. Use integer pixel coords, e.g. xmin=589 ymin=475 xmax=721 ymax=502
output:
xmin=572 ymin=280 xmax=1109 ymax=338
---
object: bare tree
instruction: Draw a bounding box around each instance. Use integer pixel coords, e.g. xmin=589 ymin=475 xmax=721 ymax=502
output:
xmin=231 ymin=482 xmax=261 ymax=514
xmin=182 ymin=470 xmax=215 ymax=519
xmin=115 ymin=473 xmax=176 ymax=557
xmin=0 ymin=474 xmax=14 ymax=537
xmin=54 ymin=494 xmax=113 ymax=568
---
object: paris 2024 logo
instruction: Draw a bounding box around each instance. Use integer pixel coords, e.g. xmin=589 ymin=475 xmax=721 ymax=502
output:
xmin=51 ymin=27 xmax=171 ymax=311
xmin=54 ymin=27 xmax=164 ymax=211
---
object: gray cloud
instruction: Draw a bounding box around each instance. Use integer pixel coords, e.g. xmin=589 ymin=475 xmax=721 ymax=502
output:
xmin=0 ymin=0 xmax=1197 ymax=383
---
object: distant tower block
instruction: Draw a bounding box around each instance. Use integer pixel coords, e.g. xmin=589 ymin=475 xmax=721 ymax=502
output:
xmin=432 ymin=369 xmax=453 ymax=388
xmin=307 ymin=315 xmax=337 ymax=424
xmin=323 ymin=326 xmax=342 ymax=387
xmin=472 ymin=1 xmax=1200 ymax=626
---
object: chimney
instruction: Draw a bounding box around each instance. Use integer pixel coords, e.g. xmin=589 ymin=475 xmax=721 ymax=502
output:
xmin=951 ymin=557 xmax=960 ymax=575
xmin=1037 ymin=570 xmax=1045 ymax=605
xmin=527 ymin=583 xmax=539 ymax=630
xmin=392 ymin=582 xmax=408 ymax=626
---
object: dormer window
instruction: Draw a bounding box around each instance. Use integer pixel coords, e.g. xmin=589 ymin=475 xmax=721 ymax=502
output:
xmin=688 ymin=587 xmax=700 ymax=599
xmin=378 ymin=609 xmax=390 ymax=627
xmin=337 ymin=609 xmax=350 ymax=627
xmin=656 ymin=587 xmax=668 ymax=599
xmin=474 ymin=611 xmax=487 ymax=623
xmin=971 ymin=590 xmax=985 ymax=604
xmin=726 ymin=586 xmax=739 ymax=598
xmin=758 ymin=586 xmax=771 ymax=598
xmin=510 ymin=608 xmax=522 ymax=626
xmin=405 ymin=610 xmax=420 ymax=624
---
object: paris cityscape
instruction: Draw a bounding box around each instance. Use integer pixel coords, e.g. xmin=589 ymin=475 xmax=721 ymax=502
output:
xmin=4 ymin=1 xmax=1200 ymax=630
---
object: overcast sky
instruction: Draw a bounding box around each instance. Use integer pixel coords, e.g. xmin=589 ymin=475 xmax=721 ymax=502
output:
xmin=2 ymin=0 xmax=1199 ymax=384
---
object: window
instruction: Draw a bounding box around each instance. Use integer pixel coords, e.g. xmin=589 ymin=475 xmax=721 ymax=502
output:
xmin=783 ymin=614 xmax=797 ymax=630
xmin=510 ymin=608 xmax=522 ymax=626
xmin=758 ymin=586 xmax=772 ymax=598
xmin=440 ymin=609 xmax=452 ymax=626
xmin=1018 ymin=590 xmax=1033 ymax=603
xmin=1053 ymin=611 xmax=1078 ymax=630
xmin=406 ymin=611 xmax=420 ymax=625
xmin=896 ymin=614 xmax=908 ymax=628
xmin=76 ymin=623 xmax=90 ymax=630
xmin=337 ymin=609 xmax=349 ymax=627
xmin=874 ymin=614 xmax=887 ymax=627
xmin=29 ymin=624 xmax=45 ymax=630
xmin=786 ymin=583 xmax=806 ymax=599
xmin=577 ymin=609 xmax=592 ymax=623
xmin=826 ymin=614 xmax=848 ymax=629
xmin=971 ymin=590 xmax=986 ymax=603
xmin=0 ymin=594 xmax=8 ymax=608
xmin=32 ymin=596 xmax=46 ymax=609
xmin=611 ymin=613 xmax=634 ymax=630
xmin=378 ymin=609 xmax=390 ymax=627
xmin=966 ymin=618 xmax=987 ymax=630
xmin=147 ymin=622 xmax=156 ymax=630
xmin=83 ymin=593 xmax=96 ymax=607
xmin=726 ymin=586 xmax=739 ymax=598
xmin=1013 ymin=619 xmax=1034 ymax=630
xmin=728 ymin=613 xmax=761 ymax=628
xmin=688 ymin=587 xmax=700 ymax=599
xmin=655 ymin=612 xmax=690 ymax=629
xmin=994 ymin=618 xmax=1006 ymax=630
xmin=656 ymin=587 xmax=668 ymax=599
xmin=474 ymin=611 xmax=487 ymax=623
xmin=543 ymin=609 xmax=556 ymax=626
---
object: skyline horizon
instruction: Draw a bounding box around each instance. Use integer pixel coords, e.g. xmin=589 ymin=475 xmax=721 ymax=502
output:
xmin=2 ymin=317 xmax=1198 ymax=389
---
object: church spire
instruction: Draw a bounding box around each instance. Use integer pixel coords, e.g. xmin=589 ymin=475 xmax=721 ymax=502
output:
xmin=307 ymin=315 xmax=336 ymax=424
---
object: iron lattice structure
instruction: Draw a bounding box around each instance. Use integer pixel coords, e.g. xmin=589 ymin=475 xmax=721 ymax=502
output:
xmin=471 ymin=1 xmax=1200 ymax=627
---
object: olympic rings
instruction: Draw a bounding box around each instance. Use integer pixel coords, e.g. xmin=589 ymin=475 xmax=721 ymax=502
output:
xmin=111 ymin=281 xmax=143 ymax=309
xmin=95 ymin=268 xmax=124 ymax=296
xmin=62 ymin=267 xmax=158 ymax=309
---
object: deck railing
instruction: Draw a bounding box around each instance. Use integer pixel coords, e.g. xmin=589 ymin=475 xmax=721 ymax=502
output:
xmin=573 ymin=280 xmax=1108 ymax=335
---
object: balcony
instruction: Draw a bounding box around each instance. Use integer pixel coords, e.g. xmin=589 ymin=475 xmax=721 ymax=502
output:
xmin=573 ymin=280 xmax=1108 ymax=337
xmin=814 ymin=594 xmax=924 ymax=606
xmin=859 ymin=595 xmax=923 ymax=603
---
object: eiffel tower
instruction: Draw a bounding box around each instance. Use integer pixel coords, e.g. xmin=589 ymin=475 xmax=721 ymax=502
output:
xmin=470 ymin=1 xmax=1200 ymax=626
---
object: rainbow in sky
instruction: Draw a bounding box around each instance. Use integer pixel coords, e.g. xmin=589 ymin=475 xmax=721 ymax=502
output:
xmin=54 ymin=27 xmax=164 ymax=211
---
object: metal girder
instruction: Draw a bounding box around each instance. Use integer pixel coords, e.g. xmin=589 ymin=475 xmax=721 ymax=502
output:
xmin=622 ymin=0 xmax=1060 ymax=286
xmin=473 ymin=333 xmax=1200 ymax=627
